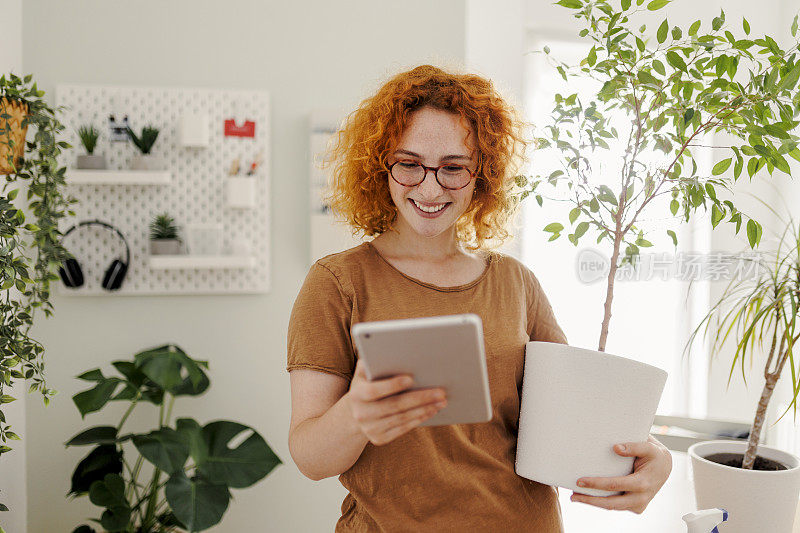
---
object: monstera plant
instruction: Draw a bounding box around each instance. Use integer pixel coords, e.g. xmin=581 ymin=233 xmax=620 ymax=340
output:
xmin=66 ymin=344 xmax=281 ymax=533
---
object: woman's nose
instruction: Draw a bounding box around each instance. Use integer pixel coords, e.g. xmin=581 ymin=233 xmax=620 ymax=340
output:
xmin=416 ymin=168 xmax=445 ymax=198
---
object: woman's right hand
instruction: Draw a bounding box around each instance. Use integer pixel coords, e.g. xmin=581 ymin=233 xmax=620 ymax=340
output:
xmin=345 ymin=358 xmax=447 ymax=446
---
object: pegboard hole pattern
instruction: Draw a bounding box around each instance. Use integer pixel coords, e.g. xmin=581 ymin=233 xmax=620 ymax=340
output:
xmin=55 ymin=84 xmax=270 ymax=295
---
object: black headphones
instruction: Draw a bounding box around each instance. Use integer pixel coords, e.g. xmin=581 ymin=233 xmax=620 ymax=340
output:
xmin=58 ymin=219 xmax=131 ymax=291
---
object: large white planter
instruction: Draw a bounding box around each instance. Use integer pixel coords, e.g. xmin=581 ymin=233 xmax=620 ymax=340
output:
xmin=515 ymin=341 xmax=667 ymax=496
xmin=689 ymin=440 xmax=800 ymax=533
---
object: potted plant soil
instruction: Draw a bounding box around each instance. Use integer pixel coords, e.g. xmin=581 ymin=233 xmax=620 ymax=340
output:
xmin=515 ymin=1 xmax=800 ymax=497
xmin=149 ymin=213 xmax=182 ymax=255
xmin=127 ymin=125 xmax=162 ymax=170
xmin=684 ymin=213 xmax=800 ymax=532
xmin=76 ymin=124 xmax=106 ymax=170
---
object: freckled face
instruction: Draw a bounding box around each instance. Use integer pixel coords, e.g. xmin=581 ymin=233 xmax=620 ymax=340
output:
xmin=387 ymin=106 xmax=478 ymax=240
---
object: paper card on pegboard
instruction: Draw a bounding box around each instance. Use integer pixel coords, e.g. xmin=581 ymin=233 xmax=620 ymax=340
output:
xmin=224 ymin=119 xmax=256 ymax=138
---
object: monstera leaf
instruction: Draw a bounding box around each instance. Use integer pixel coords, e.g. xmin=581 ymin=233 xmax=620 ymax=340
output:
xmin=165 ymin=470 xmax=231 ymax=531
xmin=88 ymin=473 xmax=131 ymax=532
xmin=69 ymin=445 xmax=123 ymax=495
xmin=133 ymin=344 xmax=209 ymax=396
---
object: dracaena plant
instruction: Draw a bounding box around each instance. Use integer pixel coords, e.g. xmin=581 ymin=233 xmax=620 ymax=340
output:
xmin=126 ymin=126 xmax=159 ymax=155
xmin=66 ymin=344 xmax=281 ymax=533
xmin=520 ymin=0 xmax=800 ymax=352
xmin=685 ymin=208 xmax=800 ymax=470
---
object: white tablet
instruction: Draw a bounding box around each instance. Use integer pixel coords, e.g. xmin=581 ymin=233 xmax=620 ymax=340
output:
xmin=351 ymin=313 xmax=492 ymax=427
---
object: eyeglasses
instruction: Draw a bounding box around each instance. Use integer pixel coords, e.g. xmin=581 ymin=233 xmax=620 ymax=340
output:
xmin=388 ymin=160 xmax=478 ymax=190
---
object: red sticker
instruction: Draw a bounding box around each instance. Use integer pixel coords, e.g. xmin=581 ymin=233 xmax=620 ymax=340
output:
xmin=224 ymin=119 xmax=256 ymax=138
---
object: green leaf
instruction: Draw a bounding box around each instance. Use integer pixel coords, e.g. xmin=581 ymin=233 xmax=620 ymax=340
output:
xmin=746 ymin=219 xmax=762 ymax=248
xmin=666 ymin=51 xmax=687 ymax=71
xmin=69 ymin=445 xmax=123 ymax=495
xmin=556 ymin=0 xmax=583 ymax=8
xmin=792 ymin=15 xmax=798 ymax=37
xmin=683 ymin=108 xmax=694 ymax=123
xmin=574 ymin=221 xmax=590 ymax=238
xmin=587 ymin=47 xmax=597 ymax=67
xmin=689 ymin=20 xmax=701 ymax=36
xmin=133 ymin=428 xmax=189 ymax=474
xmin=652 ymin=60 xmax=666 ymax=76
xmin=670 ymin=199 xmax=679 ymax=215
xmin=89 ymin=473 xmax=130 ymax=532
xmin=778 ymin=63 xmax=800 ymax=92
xmin=712 ymin=158 xmax=732 ymax=175
xmin=73 ymin=379 xmax=122 ymax=418
xmin=196 ymin=421 xmax=281 ymax=488
xmin=544 ymin=222 xmax=564 ymax=233
xmin=647 ymin=0 xmax=669 ymax=10
xmin=711 ymin=204 xmax=724 ymax=227
xmin=134 ymin=344 xmax=209 ymax=396
xmin=742 ymin=18 xmax=750 ymax=35
xmin=671 ymin=26 xmax=682 ymax=40
xmin=569 ymin=208 xmax=581 ymax=224
xmin=165 ymin=471 xmax=231 ymax=532
xmin=66 ymin=426 xmax=120 ymax=447
xmin=76 ymin=369 xmax=105 ymax=382
xmin=657 ymin=19 xmax=669 ymax=43
xmin=622 ymin=0 xmax=631 ymax=10
xmin=667 ymin=229 xmax=678 ymax=246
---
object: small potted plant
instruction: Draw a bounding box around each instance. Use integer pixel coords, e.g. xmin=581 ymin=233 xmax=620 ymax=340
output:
xmin=514 ymin=0 xmax=800 ymax=496
xmin=76 ymin=124 xmax=106 ymax=170
xmin=684 ymin=213 xmax=800 ymax=532
xmin=127 ymin=125 xmax=162 ymax=170
xmin=149 ymin=212 xmax=182 ymax=255
xmin=66 ymin=344 xmax=281 ymax=532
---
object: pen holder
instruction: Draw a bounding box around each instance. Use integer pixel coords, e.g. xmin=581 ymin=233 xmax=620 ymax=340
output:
xmin=225 ymin=176 xmax=257 ymax=208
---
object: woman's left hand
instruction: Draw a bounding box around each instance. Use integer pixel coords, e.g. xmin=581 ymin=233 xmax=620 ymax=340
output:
xmin=570 ymin=435 xmax=672 ymax=514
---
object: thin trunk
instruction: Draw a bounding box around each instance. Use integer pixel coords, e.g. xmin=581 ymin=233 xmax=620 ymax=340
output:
xmin=598 ymin=224 xmax=624 ymax=353
xmin=742 ymin=373 xmax=779 ymax=469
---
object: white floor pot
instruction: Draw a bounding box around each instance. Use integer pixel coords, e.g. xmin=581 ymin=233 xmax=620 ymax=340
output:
xmin=515 ymin=341 xmax=667 ymax=496
xmin=689 ymin=440 xmax=800 ymax=533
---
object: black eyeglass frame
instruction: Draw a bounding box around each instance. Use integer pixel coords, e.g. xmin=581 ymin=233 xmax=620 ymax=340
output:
xmin=387 ymin=160 xmax=479 ymax=191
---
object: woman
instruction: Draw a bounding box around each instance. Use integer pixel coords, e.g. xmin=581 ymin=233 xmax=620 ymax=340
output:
xmin=287 ymin=64 xmax=671 ymax=531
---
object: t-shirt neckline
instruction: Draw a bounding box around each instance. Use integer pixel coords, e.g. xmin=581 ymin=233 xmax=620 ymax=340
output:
xmin=364 ymin=241 xmax=493 ymax=292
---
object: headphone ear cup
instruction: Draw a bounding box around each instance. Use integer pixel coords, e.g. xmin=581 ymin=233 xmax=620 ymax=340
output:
xmin=102 ymin=259 xmax=128 ymax=291
xmin=59 ymin=257 xmax=84 ymax=288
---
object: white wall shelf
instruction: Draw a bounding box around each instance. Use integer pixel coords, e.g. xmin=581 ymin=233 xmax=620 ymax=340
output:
xmin=67 ymin=169 xmax=172 ymax=185
xmin=148 ymin=255 xmax=256 ymax=270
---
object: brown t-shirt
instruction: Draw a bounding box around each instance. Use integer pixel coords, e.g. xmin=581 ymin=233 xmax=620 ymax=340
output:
xmin=287 ymin=241 xmax=568 ymax=532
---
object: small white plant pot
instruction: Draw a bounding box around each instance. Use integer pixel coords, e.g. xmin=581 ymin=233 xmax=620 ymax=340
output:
xmin=131 ymin=154 xmax=164 ymax=171
xmin=185 ymin=224 xmax=223 ymax=256
xmin=515 ymin=341 xmax=667 ymax=496
xmin=689 ymin=440 xmax=800 ymax=533
xmin=178 ymin=112 xmax=209 ymax=147
xmin=149 ymin=239 xmax=181 ymax=255
xmin=226 ymin=176 xmax=257 ymax=208
xmin=76 ymin=154 xmax=107 ymax=169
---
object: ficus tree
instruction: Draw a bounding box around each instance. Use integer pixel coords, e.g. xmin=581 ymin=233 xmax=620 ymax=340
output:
xmin=520 ymin=0 xmax=800 ymax=352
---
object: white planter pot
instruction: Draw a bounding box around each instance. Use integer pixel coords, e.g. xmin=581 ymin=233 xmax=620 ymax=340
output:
xmin=131 ymin=154 xmax=164 ymax=171
xmin=689 ymin=440 xmax=800 ymax=533
xmin=515 ymin=341 xmax=667 ymax=496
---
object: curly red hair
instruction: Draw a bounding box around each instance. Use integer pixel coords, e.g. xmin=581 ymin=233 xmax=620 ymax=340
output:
xmin=324 ymin=64 xmax=529 ymax=251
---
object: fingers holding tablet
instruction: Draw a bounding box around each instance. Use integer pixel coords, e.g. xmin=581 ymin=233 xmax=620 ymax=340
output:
xmin=347 ymin=359 xmax=447 ymax=446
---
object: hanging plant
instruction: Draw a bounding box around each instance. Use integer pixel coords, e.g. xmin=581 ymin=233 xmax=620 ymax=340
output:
xmin=0 ymin=72 xmax=78 ymax=511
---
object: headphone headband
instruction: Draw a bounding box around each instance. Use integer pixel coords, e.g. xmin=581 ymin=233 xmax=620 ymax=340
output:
xmin=61 ymin=219 xmax=131 ymax=266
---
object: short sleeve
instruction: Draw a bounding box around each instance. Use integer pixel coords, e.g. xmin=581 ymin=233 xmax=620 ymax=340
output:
xmin=286 ymin=261 xmax=355 ymax=381
xmin=526 ymin=270 xmax=568 ymax=345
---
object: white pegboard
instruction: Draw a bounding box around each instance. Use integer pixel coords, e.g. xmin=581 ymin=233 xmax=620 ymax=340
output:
xmin=54 ymin=84 xmax=270 ymax=295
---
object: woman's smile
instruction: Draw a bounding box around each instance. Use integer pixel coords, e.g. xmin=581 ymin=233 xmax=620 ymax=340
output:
xmin=409 ymin=199 xmax=451 ymax=218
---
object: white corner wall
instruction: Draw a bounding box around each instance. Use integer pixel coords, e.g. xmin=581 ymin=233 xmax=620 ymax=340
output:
xmin=21 ymin=1 xmax=465 ymax=532
xmin=0 ymin=1 xmax=27 ymax=532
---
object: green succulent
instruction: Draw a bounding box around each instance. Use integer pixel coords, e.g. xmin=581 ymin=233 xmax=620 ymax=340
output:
xmin=126 ymin=125 xmax=159 ymax=154
xmin=77 ymin=124 xmax=99 ymax=155
xmin=149 ymin=213 xmax=180 ymax=241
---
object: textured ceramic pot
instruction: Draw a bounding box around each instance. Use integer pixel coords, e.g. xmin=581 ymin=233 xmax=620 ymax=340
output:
xmin=515 ymin=341 xmax=667 ymax=497
xmin=689 ymin=440 xmax=800 ymax=533
xmin=76 ymin=154 xmax=107 ymax=169
xmin=149 ymin=239 xmax=180 ymax=255
xmin=131 ymin=154 xmax=163 ymax=171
